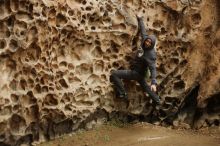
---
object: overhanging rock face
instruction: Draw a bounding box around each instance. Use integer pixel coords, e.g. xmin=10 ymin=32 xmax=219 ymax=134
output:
xmin=0 ymin=0 xmax=219 ymax=145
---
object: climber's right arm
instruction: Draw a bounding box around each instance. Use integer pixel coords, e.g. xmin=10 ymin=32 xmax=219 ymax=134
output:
xmin=137 ymin=17 xmax=148 ymax=42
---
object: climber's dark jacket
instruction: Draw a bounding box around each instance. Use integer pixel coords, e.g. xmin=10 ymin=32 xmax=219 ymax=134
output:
xmin=131 ymin=17 xmax=157 ymax=85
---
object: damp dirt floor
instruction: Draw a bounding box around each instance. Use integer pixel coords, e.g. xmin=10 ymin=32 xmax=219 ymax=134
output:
xmin=37 ymin=122 xmax=220 ymax=146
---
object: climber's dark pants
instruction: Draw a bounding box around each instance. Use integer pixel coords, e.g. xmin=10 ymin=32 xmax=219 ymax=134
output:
xmin=110 ymin=70 xmax=160 ymax=103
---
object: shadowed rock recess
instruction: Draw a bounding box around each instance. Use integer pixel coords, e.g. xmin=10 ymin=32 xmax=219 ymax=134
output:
xmin=0 ymin=0 xmax=219 ymax=145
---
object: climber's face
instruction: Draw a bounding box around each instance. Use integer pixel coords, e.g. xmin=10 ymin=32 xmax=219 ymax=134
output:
xmin=144 ymin=38 xmax=152 ymax=48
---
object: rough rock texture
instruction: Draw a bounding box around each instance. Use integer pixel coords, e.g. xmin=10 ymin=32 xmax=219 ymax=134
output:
xmin=0 ymin=0 xmax=219 ymax=145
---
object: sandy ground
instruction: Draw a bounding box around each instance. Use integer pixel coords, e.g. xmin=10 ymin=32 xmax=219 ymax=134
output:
xmin=37 ymin=123 xmax=220 ymax=146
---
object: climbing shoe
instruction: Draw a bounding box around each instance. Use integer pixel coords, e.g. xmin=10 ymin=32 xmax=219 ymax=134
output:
xmin=117 ymin=93 xmax=128 ymax=100
xmin=154 ymin=99 xmax=163 ymax=110
xmin=155 ymin=97 xmax=162 ymax=105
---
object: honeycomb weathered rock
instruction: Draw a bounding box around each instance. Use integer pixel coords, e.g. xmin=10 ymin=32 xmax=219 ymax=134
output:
xmin=0 ymin=0 xmax=219 ymax=145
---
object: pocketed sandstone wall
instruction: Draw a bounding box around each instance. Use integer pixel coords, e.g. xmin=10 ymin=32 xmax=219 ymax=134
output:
xmin=0 ymin=0 xmax=219 ymax=145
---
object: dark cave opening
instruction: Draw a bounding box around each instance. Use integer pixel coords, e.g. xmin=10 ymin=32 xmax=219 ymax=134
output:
xmin=206 ymin=92 xmax=220 ymax=114
xmin=180 ymin=85 xmax=199 ymax=111
xmin=177 ymin=84 xmax=200 ymax=127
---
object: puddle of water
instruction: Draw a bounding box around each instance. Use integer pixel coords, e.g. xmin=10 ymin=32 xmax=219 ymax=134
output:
xmin=137 ymin=136 xmax=169 ymax=142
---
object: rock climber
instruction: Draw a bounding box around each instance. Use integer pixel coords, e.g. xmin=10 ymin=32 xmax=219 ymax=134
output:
xmin=110 ymin=16 xmax=161 ymax=105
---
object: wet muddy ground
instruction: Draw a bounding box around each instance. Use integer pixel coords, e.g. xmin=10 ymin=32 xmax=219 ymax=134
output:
xmin=37 ymin=123 xmax=220 ymax=146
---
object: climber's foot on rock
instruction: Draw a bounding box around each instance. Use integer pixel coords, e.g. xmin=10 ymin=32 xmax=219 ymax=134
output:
xmin=117 ymin=93 xmax=128 ymax=100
